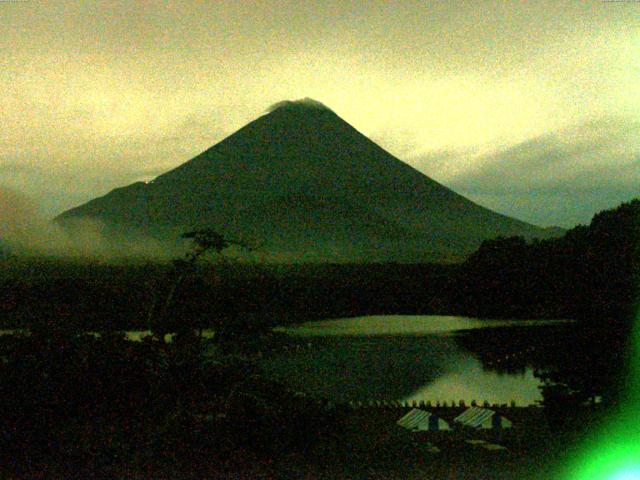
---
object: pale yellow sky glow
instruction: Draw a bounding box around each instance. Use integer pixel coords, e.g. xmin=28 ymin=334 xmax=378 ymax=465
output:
xmin=0 ymin=0 xmax=638 ymax=226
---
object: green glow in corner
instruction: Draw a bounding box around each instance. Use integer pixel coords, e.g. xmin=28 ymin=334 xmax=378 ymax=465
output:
xmin=609 ymin=467 xmax=640 ymax=480
xmin=562 ymin=310 xmax=640 ymax=480
xmin=571 ymin=443 xmax=640 ymax=480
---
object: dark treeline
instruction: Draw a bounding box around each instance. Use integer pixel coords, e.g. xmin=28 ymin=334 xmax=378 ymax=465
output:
xmin=0 ymin=261 xmax=455 ymax=331
xmin=449 ymin=199 xmax=639 ymax=413
xmin=0 ymin=324 xmax=348 ymax=478
xmin=443 ymin=199 xmax=639 ymax=323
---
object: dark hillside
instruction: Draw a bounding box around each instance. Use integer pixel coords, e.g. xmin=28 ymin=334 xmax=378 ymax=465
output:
xmin=443 ymin=198 xmax=640 ymax=322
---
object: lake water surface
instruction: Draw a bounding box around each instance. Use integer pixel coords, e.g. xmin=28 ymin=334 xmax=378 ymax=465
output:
xmin=0 ymin=315 xmax=570 ymax=406
xmin=275 ymin=315 xmax=564 ymax=336
xmin=262 ymin=315 xmax=571 ymax=406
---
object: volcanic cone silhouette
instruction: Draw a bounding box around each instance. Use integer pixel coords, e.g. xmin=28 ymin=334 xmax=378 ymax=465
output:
xmin=57 ymin=99 xmax=557 ymax=262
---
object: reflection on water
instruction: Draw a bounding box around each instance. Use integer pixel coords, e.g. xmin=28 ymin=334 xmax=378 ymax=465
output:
xmin=260 ymin=335 xmax=463 ymax=402
xmin=400 ymin=357 xmax=542 ymax=405
xmin=0 ymin=316 xmax=568 ymax=406
xmin=277 ymin=315 xmax=566 ymax=336
xmin=264 ymin=315 xmax=570 ymax=405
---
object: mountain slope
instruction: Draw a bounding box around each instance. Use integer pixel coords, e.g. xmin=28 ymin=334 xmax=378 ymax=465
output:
xmin=57 ymin=99 xmax=560 ymax=262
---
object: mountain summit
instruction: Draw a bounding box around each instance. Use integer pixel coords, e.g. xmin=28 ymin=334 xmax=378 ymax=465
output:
xmin=57 ymin=99 xmax=559 ymax=261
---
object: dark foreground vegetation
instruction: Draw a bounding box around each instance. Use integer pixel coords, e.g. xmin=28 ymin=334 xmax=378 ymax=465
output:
xmin=0 ymin=260 xmax=454 ymax=331
xmin=0 ymin=322 xmax=609 ymax=479
xmin=0 ymin=199 xmax=637 ymax=478
xmin=0 ymin=325 xmax=351 ymax=479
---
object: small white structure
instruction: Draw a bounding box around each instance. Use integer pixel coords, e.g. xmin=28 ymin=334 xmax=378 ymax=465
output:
xmin=454 ymin=407 xmax=512 ymax=430
xmin=396 ymin=409 xmax=451 ymax=432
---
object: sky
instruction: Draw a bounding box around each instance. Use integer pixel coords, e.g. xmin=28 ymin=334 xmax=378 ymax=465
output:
xmin=0 ymin=0 xmax=638 ymax=228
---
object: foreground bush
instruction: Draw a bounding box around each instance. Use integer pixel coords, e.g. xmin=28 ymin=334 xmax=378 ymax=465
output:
xmin=0 ymin=323 xmax=344 ymax=476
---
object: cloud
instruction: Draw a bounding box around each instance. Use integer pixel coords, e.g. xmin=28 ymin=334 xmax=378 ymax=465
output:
xmin=405 ymin=116 xmax=640 ymax=227
xmin=0 ymin=187 xmax=178 ymax=260
xmin=0 ymin=162 xmax=31 ymax=175
xmin=448 ymin=117 xmax=640 ymax=195
xmin=406 ymin=148 xmax=482 ymax=183
xmin=265 ymin=98 xmax=333 ymax=113
xmin=0 ymin=100 xmax=231 ymax=218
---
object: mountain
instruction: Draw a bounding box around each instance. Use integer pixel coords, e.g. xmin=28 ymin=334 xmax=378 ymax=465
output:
xmin=56 ymin=98 xmax=561 ymax=262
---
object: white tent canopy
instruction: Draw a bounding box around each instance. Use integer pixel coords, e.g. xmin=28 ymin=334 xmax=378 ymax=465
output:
xmin=454 ymin=407 xmax=512 ymax=429
xmin=397 ymin=409 xmax=451 ymax=432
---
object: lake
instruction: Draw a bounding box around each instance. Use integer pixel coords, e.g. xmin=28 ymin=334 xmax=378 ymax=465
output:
xmin=262 ymin=315 xmax=572 ymax=406
xmin=0 ymin=315 xmax=571 ymax=406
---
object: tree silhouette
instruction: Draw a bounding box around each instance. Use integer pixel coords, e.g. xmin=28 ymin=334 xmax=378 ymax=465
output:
xmin=147 ymin=228 xmax=250 ymax=340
